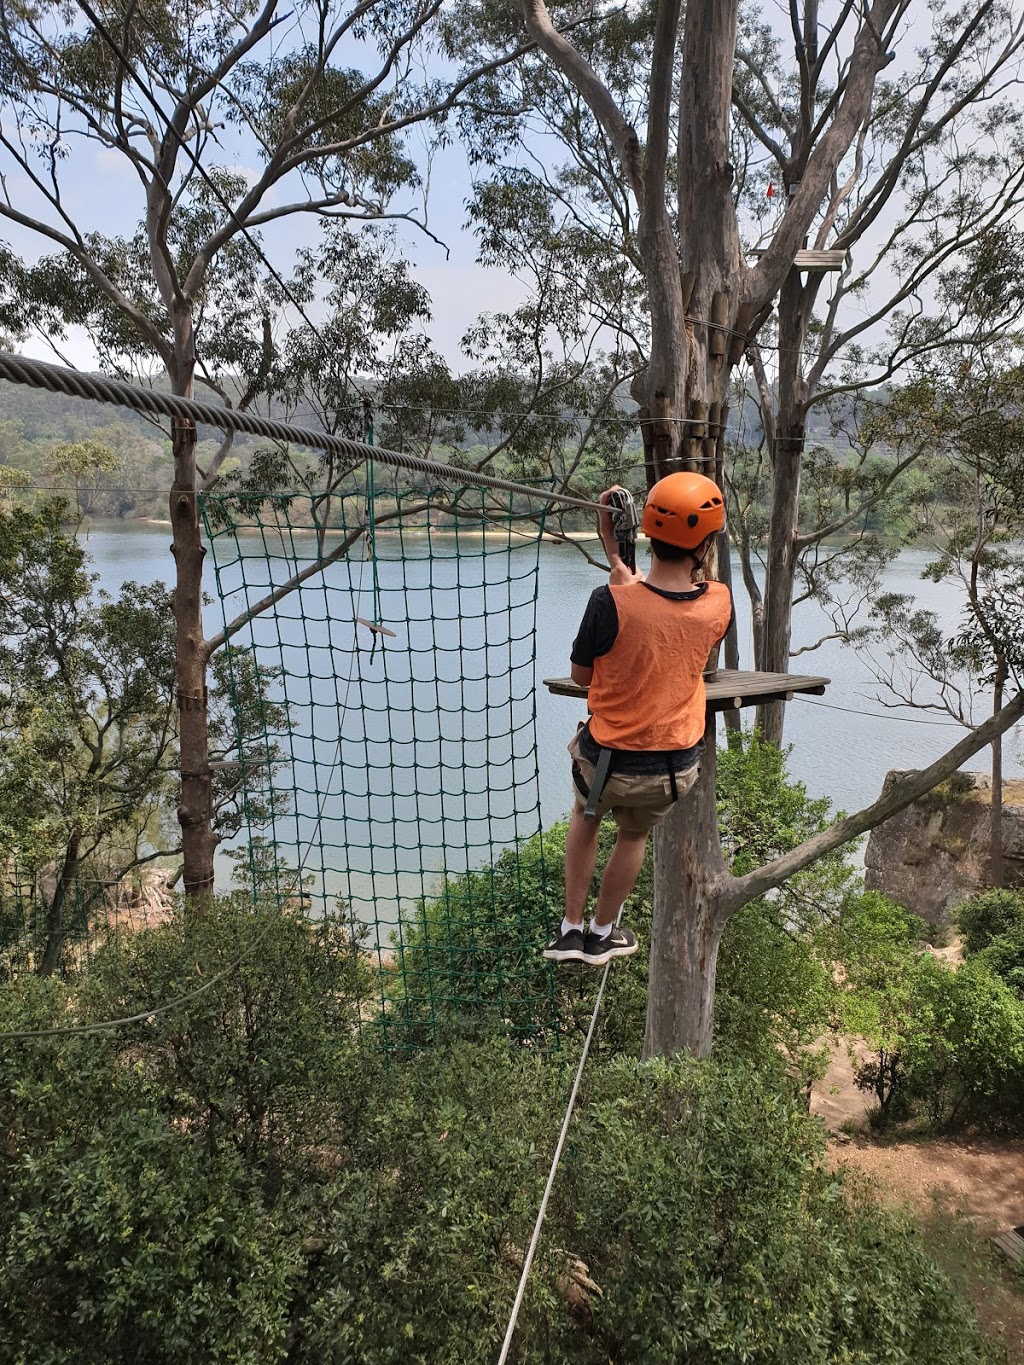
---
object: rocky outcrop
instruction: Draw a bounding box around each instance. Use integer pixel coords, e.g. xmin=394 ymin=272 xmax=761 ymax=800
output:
xmin=864 ymin=771 xmax=1024 ymax=924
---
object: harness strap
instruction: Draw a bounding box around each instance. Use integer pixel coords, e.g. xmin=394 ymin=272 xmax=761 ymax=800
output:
xmin=582 ymin=746 xmax=614 ymax=820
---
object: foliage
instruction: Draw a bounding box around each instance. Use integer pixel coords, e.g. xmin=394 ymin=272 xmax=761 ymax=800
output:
xmin=957 ymin=888 xmax=1024 ymax=955
xmin=392 ymin=734 xmax=911 ymax=1087
xmin=0 ymin=901 xmax=1005 ymax=1362
xmin=0 ymin=897 xmax=369 ymax=1364
xmin=558 ymin=1057 xmax=1003 ymax=1365
xmin=46 ymin=439 xmax=119 ymax=516
xmin=974 ymin=924 xmax=1024 ymax=997
xmin=898 ymin=956 xmax=1024 ymax=1132
xmin=0 ymin=501 xmax=288 ymax=969
xmin=855 ymin=946 xmax=1024 ymax=1134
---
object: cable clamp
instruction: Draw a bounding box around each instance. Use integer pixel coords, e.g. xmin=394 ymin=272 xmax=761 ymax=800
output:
xmin=176 ymin=686 xmax=209 ymax=712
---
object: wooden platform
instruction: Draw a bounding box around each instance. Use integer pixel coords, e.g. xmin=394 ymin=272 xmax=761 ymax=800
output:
xmin=750 ymin=247 xmax=848 ymax=273
xmin=993 ymin=1228 xmax=1024 ymax=1266
xmin=542 ymin=669 xmax=829 ymax=714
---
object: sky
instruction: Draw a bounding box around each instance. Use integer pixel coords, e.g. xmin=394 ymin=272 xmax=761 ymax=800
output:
xmin=0 ymin=2 xmax=1014 ymax=381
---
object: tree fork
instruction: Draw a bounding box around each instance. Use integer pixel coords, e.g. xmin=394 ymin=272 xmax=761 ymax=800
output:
xmin=170 ymin=416 xmax=217 ymax=902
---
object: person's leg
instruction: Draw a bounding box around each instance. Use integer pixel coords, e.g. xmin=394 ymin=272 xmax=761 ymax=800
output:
xmin=564 ymin=800 xmax=602 ymax=925
xmin=592 ymin=827 xmax=649 ymax=926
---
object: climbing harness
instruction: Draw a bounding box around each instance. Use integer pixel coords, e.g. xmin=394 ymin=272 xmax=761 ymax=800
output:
xmin=581 ymin=745 xmax=613 ymax=821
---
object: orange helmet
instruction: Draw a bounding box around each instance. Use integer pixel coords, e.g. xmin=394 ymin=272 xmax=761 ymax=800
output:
xmin=641 ymin=472 xmax=726 ymax=550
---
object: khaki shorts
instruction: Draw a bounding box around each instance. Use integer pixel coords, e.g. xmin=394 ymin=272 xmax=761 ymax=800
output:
xmin=568 ymin=730 xmax=699 ymax=835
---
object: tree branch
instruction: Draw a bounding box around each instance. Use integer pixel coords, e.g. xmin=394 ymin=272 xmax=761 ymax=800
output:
xmin=727 ymin=687 xmax=1024 ymax=910
xmin=518 ymin=0 xmax=643 ymax=200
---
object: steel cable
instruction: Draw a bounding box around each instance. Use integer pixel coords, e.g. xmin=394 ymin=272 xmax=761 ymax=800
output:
xmin=0 ymin=350 xmax=609 ymax=515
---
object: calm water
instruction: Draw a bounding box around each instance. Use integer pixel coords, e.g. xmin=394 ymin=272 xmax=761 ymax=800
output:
xmin=83 ymin=521 xmax=1020 ymax=912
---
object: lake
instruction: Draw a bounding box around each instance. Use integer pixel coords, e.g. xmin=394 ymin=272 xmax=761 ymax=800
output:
xmin=81 ymin=519 xmax=1019 ymax=922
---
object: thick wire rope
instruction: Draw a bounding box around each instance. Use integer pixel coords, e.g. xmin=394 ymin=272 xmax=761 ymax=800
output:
xmin=496 ymin=909 xmax=621 ymax=1365
xmin=0 ymin=351 xmax=610 ymax=517
xmin=0 ymin=539 xmax=370 ymax=1042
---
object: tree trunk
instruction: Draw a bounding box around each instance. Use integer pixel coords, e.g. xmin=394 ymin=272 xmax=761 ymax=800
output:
xmin=644 ymin=730 xmax=731 ymax=1058
xmin=38 ymin=831 xmax=80 ymax=977
xmin=756 ymin=267 xmax=811 ymax=745
xmin=170 ymin=415 xmax=217 ymax=901
xmin=991 ymin=671 xmax=1005 ymax=887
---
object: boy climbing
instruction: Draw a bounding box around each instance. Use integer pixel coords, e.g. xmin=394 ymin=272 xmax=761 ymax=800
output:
xmin=543 ymin=473 xmax=733 ymax=966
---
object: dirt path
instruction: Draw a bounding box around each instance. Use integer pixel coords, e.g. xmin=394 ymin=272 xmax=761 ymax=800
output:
xmin=811 ymin=1036 xmax=1024 ymax=1360
xmin=830 ymin=1134 xmax=1024 ymax=1238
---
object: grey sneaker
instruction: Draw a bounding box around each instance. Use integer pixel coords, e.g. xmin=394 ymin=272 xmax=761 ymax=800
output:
xmin=542 ymin=924 xmax=587 ymax=963
xmin=583 ymin=924 xmax=638 ymax=966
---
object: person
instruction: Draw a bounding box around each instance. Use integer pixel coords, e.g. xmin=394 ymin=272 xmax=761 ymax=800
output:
xmin=543 ymin=472 xmax=733 ymax=966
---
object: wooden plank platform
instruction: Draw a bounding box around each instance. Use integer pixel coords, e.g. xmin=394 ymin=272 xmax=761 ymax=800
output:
xmin=992 ymin=1229 xmax=1024 ymax=1266
xmin=750 ymin=247 xmax=848 ymax=273
xmin=542 ymin=669 xmax=829 ymax=713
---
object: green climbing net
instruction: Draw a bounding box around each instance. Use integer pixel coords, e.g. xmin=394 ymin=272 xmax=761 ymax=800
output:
xmin=203 ymin=483 xmax=561 ymax=1050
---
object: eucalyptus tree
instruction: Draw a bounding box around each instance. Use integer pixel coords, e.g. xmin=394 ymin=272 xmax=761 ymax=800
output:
xmin=735 ymin=7 xmax=1024 ymax=741
xmin=864 ymin=334 xmax=1024 ymax=889
xmin=457 ymin=2 xmax=1024 ymax=734
xmin=449 ymin=0 xmax=1024 ymax=1056
xmin=0 ymin=500 xmax=288 ymax=973
xmin=45 ymin=439 xmax=118 ymax=517
xmin=0 ymin=0 xmax=564 ymax=897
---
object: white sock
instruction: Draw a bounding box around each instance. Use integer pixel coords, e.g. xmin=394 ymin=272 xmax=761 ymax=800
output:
xmin=588 ymin=917 xmax=613 ymax=939
xmin=561 ymin=915 xmax=582 ymax=937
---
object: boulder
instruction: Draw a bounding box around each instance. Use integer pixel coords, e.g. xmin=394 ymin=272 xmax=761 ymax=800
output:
xmin=864 ymin=771 xmax=1024 ymax=924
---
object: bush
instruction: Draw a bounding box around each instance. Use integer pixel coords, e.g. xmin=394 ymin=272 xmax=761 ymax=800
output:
xmin=975 ymin=922 xmax=1024 ymax=995
xmin=392 ymin=736 xmax=872 ymax=1075
xmin=956 ymin=888 xmax=1024 ymax=954
xmin=899 ymin=956 xmax=1024 ymax=1131
xmin=389 ymin=819 xmax=652 ymax=1056
xmin=0 ymin=900 xmax=1006 ymax=1363
xmin=551 ymin=1057 xmax=1004 ymax=1364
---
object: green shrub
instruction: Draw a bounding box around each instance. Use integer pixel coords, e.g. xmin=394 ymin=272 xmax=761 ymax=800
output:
xmin=388 ymin=819 xmax=652 ymax=1056
xmin=553 ymin=1057 xmax=1002 ymax=1365
xmin=391 ymin=736 xmax=872 ymax=1075
xmin=900 ymin=956 xmax=1024 ymax=1131
xmin=0 ymin=903 xmax=1005 ymax=1364
xmin=956 ymin=888 xmax=1024 ymax=954
xmin=975 ymin=922 xmax=1024 ymax=995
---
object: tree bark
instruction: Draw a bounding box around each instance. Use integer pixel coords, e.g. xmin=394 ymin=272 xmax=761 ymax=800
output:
xmin=991 ymin=671 xmax=1005 ymax=887
xmin=756 ymin=267 xmax=816 ymax=744
xmin=38 ymin=830 xmax=80 ymax=977
xmin=170 ymin=415 xmax=217 ymax=901
xmin=644 ymin=733 xmax=731 ymax=1059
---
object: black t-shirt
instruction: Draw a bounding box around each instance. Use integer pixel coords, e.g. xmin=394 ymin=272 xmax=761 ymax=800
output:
xmin=569 ymin=581 xmax=729 ymax=775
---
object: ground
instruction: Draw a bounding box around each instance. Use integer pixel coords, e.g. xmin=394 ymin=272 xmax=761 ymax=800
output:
xmin=812 ymin=1038 xmax=1024 ymax=1361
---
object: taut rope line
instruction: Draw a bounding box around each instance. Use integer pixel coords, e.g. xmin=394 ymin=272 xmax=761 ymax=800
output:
xmin=495 ymin=911 xmax=621 ymax=1364
xmin=0 ymin=351 xmax=608 ymax=516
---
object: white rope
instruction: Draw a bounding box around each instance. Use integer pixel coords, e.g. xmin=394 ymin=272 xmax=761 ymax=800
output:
xmin=496 ymin=912 xmax=621 ymax=1364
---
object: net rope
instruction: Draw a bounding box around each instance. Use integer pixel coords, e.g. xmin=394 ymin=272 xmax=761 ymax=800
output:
xmin=203 ymin=481 xmax=562 ymax=1049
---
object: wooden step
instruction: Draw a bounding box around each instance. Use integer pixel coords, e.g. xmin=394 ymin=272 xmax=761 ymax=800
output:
xmin=543 ymin=668 xmax=829 ymax=713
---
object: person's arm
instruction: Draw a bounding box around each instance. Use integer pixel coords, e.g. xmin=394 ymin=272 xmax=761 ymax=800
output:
xmin=598 ymin=487 xmax=644 ymax=585
xmin=570 ymin=586 xmax=618 ymax=686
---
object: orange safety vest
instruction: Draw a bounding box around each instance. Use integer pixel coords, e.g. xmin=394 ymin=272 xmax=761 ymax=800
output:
xmin=587 ymin=580 xmax=732 ymax=751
